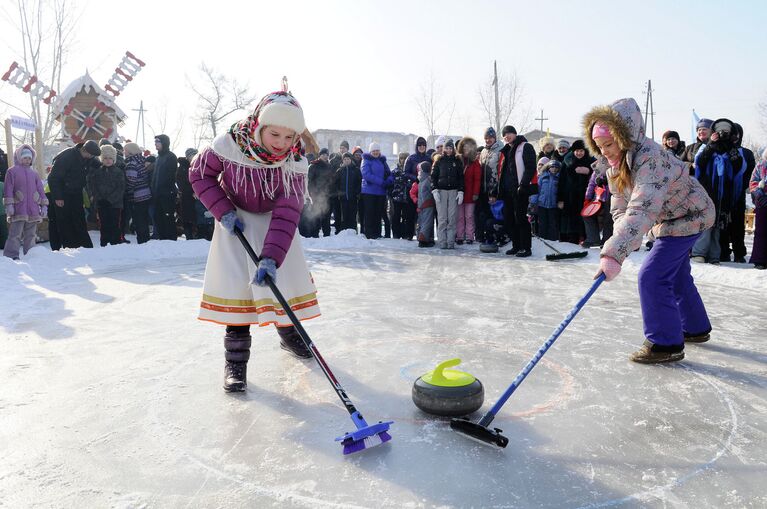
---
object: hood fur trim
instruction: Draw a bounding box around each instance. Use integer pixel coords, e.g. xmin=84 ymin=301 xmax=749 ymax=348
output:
xmin=582 ymin=97 xmax=644 ymax=157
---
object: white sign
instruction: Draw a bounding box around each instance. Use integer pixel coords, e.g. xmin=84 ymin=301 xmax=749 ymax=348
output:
xmin=10 ymin=115 xmax=37 ymax=131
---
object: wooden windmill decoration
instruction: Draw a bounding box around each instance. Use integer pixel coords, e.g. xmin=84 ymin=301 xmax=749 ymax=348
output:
xmin=2 ymin=51 xmax=145 ymax=144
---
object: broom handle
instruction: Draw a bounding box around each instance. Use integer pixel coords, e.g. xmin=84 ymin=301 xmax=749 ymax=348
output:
xmin=478 ymin=274 xmax=605 ymax=427
xmin=234 ymin=227 xmax=358 ymax=416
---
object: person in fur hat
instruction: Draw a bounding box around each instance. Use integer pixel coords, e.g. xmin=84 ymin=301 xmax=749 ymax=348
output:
xmin=584 ymin=97 xmax=714 ymax=364
xmin=456 ymin=137 xmax=481 ymax=244
xmin=3 ymin=145 xmax=48 ymax=259
xmin=190 ymin=89 xmax=320 ymax=392
xmin=538 ymin=135 xmax=556 ymax=162
xmin=661 ymin=130 xmax=685 ymax=160
xmin=87 ymin=144 xmax=125 ymax=247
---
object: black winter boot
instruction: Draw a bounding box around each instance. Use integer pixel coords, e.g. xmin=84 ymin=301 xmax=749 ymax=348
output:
xmin=277 ymin=325 xmax=312 ymax=359
xmin=224 ymin=326 xmax=251 ymax=392
xmin=684 ymin=330 xmax=711 ymax=343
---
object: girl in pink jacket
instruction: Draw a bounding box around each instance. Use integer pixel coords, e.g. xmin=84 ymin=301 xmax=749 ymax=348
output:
xmin=3 ymin=145 xmax=47 ymax=260
xmin=584 ymin=98 xmax=714 ymax=364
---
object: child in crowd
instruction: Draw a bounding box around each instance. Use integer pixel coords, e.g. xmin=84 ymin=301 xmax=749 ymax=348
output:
xmin=456 ymin=137 xmax=481 ymax=244
xmin=584 ymin=97 xmax=714 ymax=364
xmin=431 ymin=139 xmax=464 ymax=249
xmin=189 ymin=89 xmax=320 ymax=392
xmin=3 ymin=144 xmax=47 ymax=259
xmin=88 ymin=145 xmax=125 ymax=247
xmin=582 ymin=168 xmax=613 ymax=248
xmin=414 ymin=161 xmax=435 ymax=248
xmin=479 ymin=198 xmax=506 ymax=253
xmin=123 ymin=142 xmax=151 ymax=244
xmin=536 ymin=158 xmax=561 ymax=241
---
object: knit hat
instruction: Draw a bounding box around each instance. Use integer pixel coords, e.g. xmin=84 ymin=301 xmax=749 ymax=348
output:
xmin=83 ymin=140 xmax=102 ymax=156
xmin=538 ymin=156 xmax=550 ymax=167
xmin=591 ymin=122 xmax=612 ymax=139
xmin=444 ymin=138 xmax=455 ymax=149
xmin=417 ymin=161 xmax=432 ymax=173
xmin=435 ymin=135 xmax=446 ymax=148
xmin=145 ymin=155 xmax=156 ymax=163
xmin=100 ymin=145 xmax=117 ymax=160
xmin=340 ymin=140 xmax=349 ymax=150
xmin=547 ymin=160 xmax=562 ymax=172
xmin=255 ymin=92 xmax=305 ymax=134
xmin=696 ymin=118 xmax=713 ymax=130
xmin=319 ymin=147 xmax=330 ymax=156
xmin=570 ymin=139 xmax=586 ymax=152
xmin=342 ymin=152 xmax=352 ymax=160
xmin=185 ymin=148 xmax=199 ymax=160
xmin=662 ymin=130 xmax=680 ymax=142
xmin=124 ymin=142 xmax=142 ymax=157
xmin=112 ymin=142 xmax=123 ymax=151
xmin=501 ymin=125 xmax=517 ymax=136
xmin=484 ymin=126 xmax=497 ymax=139
xmin=99 ymin=138 xmax=111 ymax=147
xmin=19 ymin=148 xmax=34 ymax=161
xmin=352 ymin=146 xmax=363 ymax=155
xmin=369 ymin=142 xmax=380 ymax=152
xmin=556 ymin=139 xmax=570 ymax=149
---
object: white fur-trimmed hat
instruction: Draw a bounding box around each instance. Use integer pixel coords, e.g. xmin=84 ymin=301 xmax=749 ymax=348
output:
xmin=369 ymin=142 xmax=381 ymax=152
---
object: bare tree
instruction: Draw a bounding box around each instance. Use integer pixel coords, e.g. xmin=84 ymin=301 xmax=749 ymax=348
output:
xmin=5 ymin=0 xmax=78 ymax=149
xmin=759 ymin=96 xmax=767 ymax=137
xmin=414 ymin=71 xmax=458 ymax=141
xmin=187 ymin=63 xmax=258 ymax=143
xmin=478 ymin=67 xmax=532 ymax=135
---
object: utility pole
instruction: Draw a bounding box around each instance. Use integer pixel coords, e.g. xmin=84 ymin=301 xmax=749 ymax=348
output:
xmin=534 ymin=109 xmax=549 ymax=132
xmin=493 ymin=60 xmax=500 ymax=137
xmin=642 ymin=80 xmax=656 ymax=140
xmin=132 ymin=100 xmax=148 ymax=148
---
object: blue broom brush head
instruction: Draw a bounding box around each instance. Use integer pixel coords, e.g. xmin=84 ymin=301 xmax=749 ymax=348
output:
xmin=341 ymin=430 xmax=392 ymax=455
xmin=336 ymin=411 xmax=394 ymax=455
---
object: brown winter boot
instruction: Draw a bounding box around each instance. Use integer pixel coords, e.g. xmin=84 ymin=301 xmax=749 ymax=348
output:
xmin=224 ymin=327 xmax=251 ymax=392
xmin=630 ymin=340 xmax=685 ymax=364
xmin=684 ymin=331 xmax=711 ymax=343
xmin=276 ymin=325 xmax=312 ymax=359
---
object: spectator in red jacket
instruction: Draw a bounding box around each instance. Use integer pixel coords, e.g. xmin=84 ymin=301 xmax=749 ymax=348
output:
xmin=456 ymin=137 xmax=482 ymax=244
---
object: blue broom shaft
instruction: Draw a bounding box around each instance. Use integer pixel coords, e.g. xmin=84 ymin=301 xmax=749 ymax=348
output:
xmin=479 ymin=274 xmax=605 ymax=426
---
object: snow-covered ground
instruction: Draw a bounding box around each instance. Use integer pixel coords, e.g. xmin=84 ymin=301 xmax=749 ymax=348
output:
xmin=1 ymin=232 xmax=766 ymax=508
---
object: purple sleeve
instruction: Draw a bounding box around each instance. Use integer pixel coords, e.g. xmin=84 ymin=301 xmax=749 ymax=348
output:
xmin=189 ymin=148 xmax=236 ymax=221
xmin=585 ymin=172 xmax=597 ymax=201
xmin=261 ymin=172 xmax=305 ymax=268
xmin=2 ymin=169 xmax=13 ymax=205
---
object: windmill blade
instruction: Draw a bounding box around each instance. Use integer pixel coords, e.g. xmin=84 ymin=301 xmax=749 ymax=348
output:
xmin=2 ymin=61 xmax=57 ymax=104
xmin=102 ymin=51 xmax=146 ymax=100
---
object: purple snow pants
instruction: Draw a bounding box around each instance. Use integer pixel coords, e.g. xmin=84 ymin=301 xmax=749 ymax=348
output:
xmin=638 ymin=234 xmax=711 ymax=346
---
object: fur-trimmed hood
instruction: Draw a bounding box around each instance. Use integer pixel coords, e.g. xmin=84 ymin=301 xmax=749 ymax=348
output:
xmin=457 ymin=136 xmax=478 ymax=163
xmin=582 ymin=97 xmax=646 ymax=158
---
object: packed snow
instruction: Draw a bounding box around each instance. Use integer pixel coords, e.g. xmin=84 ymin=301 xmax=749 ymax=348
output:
xmin=1 ymin=232 xmax=766 ymax=508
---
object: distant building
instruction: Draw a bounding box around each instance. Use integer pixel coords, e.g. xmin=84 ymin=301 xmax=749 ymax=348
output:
xmin=522 ymin=129 xmax=580 ymax=149
xmin=312 ymin=129 xmax=417 ymax=161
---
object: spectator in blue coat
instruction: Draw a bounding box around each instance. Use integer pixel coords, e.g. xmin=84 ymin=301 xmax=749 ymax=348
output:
xmin=360 ymin=142 xmax=392 ymax=239
xmin=536 ymin=158 xmax=561 ymax=241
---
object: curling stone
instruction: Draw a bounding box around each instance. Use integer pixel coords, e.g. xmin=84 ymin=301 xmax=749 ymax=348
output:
xmin=412 ymin=358 xmax=484 ymax=417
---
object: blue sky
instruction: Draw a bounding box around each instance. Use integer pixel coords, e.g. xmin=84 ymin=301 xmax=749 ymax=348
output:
xmin=1 ymin=0 xmax=765 ymax=151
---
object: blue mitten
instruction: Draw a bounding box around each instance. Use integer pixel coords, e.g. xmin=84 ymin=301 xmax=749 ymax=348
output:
xmin=220 ymin=210 xmax=244 ymax=234
xmin=253 ymin=257 xmax=277 ymax=286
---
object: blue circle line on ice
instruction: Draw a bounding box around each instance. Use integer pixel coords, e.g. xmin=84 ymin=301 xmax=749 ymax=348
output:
xmin=575 ymin=363 xmax=739 ymax=509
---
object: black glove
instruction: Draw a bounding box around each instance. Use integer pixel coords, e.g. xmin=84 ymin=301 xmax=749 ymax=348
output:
xmin=595 ymin=175 xmax=607 ymax=187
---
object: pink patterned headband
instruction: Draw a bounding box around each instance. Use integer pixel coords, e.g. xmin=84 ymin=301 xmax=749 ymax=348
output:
xmin=592 ymin=122 xmax=613 ymax=139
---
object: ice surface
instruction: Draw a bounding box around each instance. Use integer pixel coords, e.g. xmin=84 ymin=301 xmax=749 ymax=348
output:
xmin=1 ymin=232 xmax=766 ymax=508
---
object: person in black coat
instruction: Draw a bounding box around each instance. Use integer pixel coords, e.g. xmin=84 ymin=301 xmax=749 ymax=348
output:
xmin=0 ymin=147 xmax=8 ymax=182
xmin=558 ymin=139 xmax=594 ymax=244
xmin=335 ymin=152 xmax=361 ymax=232
xmin=177 ymin=148 xmax=198 ymax=240
xmin=719 ymin=123 xmax=754 ymax=262
xmin=682 ymin=118 xmax=712 ymax=174
xmin=305 ymin=148 xmax=336 ymax=237
xmin=47 ymin=140 xmax=102 ymax=249
xmin=494 ymin=125 xmax=537 ymax=256
xmin=150 ymin=134 xmax=178 ymax=240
